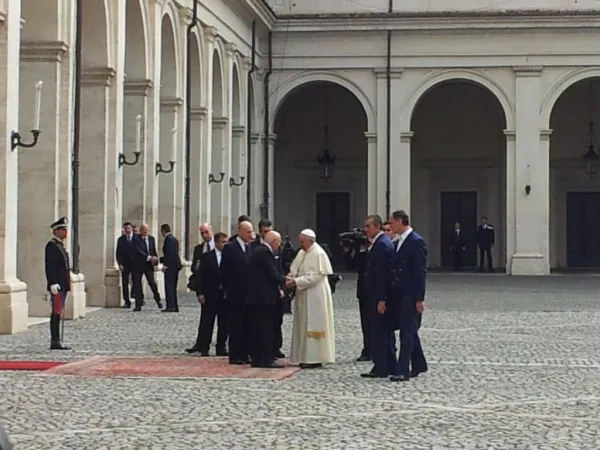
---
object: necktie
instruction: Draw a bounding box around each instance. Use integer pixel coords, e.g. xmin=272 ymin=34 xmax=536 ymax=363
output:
xmin=145 ymin=237 xmax=149 ymax=253
xmin=245 ymin=243 xmax=249 ymax=252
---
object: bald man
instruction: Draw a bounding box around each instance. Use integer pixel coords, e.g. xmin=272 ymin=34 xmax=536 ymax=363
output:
xmin=247 ymin=231 xmax=286 ymax=368
xmin=131 ymin=224 xmax=163 ymax=311
xmin=221 ymin=220 xmax=255 ymax=365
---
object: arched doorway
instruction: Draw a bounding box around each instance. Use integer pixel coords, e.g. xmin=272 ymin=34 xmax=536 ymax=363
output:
xmin=549 ymin=77 xmax=600 ymax=269
xmin=274 ymin=81 xmax=368 ymax=264
xmin=410 ymin=81 xmax=507 ymax=271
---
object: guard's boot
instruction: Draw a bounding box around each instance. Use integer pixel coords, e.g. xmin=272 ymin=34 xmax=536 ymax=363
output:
xmin=49 ymin=313 xmax=71 ymax=350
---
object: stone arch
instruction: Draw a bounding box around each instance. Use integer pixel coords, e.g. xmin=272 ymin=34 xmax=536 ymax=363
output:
xmin=231 ymin=62 xmax=242 ymax=125
xmin=81 ymin=0 xmax=112 ymax=68
xmin=211 ymin=46 xmax=225 ymax=116
xmin=541 ymin=67 xmax=600 ymax=129
xmin=160 ymin=6 xmax=180 ymax=97
xmin=21 ymin=0 xmax=60 ymax=40
xmin=403 ymin=69 xmax=514 ymax=130
xmin=271 ymin=71 xmax=375 ymax=133
xmin=124 ymin=0 xmax=150 ymax=79
xmin=189 ymin=28 xmax=203 ymax=107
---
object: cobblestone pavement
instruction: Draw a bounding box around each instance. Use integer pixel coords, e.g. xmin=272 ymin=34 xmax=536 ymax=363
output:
xmin=1 ymin=274 xmax=600 ymax=449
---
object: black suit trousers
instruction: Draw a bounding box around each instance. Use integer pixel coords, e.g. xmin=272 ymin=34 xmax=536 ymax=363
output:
xmin=228 ymin=299 xmax=250 ymax=362
xmin=249 ymin=303 xmax=277 ymax=366
xmin=273 ymin=300 xmax=284 ymax=354
xmin=479 ymin=247 xmax=493 ymax=271
xmin=132 ymin=265 xmax=161 ymax=308
xmin=196 ymin=295 xmax=228 ymax=352
xmin=358 ymin=296 xmax=371 ymax=356
xmin=164 ymin=268 xmax=179 ymax=310
xmin=120 ymin=266 xmax=133 ymax=303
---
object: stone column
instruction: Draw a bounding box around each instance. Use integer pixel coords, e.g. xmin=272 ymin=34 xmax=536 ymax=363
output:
xmin=250 ymin=133 xmax=262 ymax=221
xmin=511 ymin=67 xmax=549 ymax=275
xmin=365 ymin=132 xmax=377 ymax=213
xmin=267 ymin=133 xmax=277 ymax=219
xmin=375 ymin=71 xmax=387 ymax=216
xmin=391 ymin=132 xmax=413 ymax=214
xmin=79 ymin=68 xmax=118 ymax=308
xmin=504 ymin=130 xmax=516 ymax=273
xmin=122 ymin=80 xmax=153 ymax=225
xmin=190 ymin=107 xmax=207 ymax=230
xmin=230 ymin=125 xmax=246 ymax=220
xmin=201 ymin=27 xmax=216 ymax=226
xmin=0 ymin=0 xmax=28 ymax=334
xmin=210 ymin=117 xmax=228 ymax=231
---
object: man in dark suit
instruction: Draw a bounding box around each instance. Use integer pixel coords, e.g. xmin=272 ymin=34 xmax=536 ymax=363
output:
xmin=221 ymin=220 xmax=254 ymax=365
xmin=116 ymin=221 xmax=136 ymax=308
xmin=360 ymin=215 xmax=396 ymax=379
xmin=228 ymin=215 xmax=251 ymax=242
xmin=131 ymin=223 xmax=163 ymax=311
xmin=476 ymin=217 xmax=494 ymax=272
xmin=247 ymin=230 xmax=287 ymax=368
xmin=160 ymin=224 xmax=182 ymax=312
xmin=44 ymin=217 xmax=72 ymax=350
xmin=451 ymin=222 xmax=465 ymax=272
xmin=189 ymin=223 xmax=214 ymax=289
xmin=186 ymin=232 xmax=229 ymax=356
xmin=387 ymin=210 xmax=428 ymax=382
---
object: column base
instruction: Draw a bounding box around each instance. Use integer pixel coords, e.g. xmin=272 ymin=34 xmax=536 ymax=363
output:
xmin=0 ymin=279 xmax=28 ymax=334
xmin=104 ymin=268 xmax=122 ymax=308
xmin=510 ymin=253 xmax=549 ymax=276
xmin=144 ymin=268 xmax=165 ymax=299
xmin=64 ymin=272 xmax=86 ymax=320
xmin=177 ymin=260 xmax=191 ymax=293
xmin=86 ymin=284 xmax=107 ymax=308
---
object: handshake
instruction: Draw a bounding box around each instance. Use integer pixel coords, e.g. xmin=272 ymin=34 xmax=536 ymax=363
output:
xmin=284 ymin=276 xmax=295 ymax=289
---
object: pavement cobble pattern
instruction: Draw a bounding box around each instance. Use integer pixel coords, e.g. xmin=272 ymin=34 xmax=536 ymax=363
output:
xmin=1 ymin=273 xmax=600 ymax=449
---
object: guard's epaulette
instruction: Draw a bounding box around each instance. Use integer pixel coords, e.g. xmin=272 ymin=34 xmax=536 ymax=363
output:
xmin=487 ymin=225 xmax=494 ymax=230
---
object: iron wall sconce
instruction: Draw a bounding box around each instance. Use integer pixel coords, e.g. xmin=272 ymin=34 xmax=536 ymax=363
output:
xmin=229 ymin=176 xmax=245 ymax=187
xmin=11 ymin=130 xmax=41 ymax=151
xmin=524 ymin=184 xmax=531 ymax=195
xmin=156 ymin=161 xmax=175 ymax=175
xmin=119 ymin=152 xmax=141 ymax=168
xmin=209 ymin=172 xmax=225 ymax=184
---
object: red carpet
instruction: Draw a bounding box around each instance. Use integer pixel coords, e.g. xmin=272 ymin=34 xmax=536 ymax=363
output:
xmin=44 ymin=356 xmax=301 ymax=380
xmin=0 ymin=360 xmax=66 ymax=371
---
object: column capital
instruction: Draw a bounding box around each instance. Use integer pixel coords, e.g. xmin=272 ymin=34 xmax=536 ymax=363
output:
xmin=364 ymin=131 xmax=377 ymax=143
xmin=179 ymin=6 xmax=192 ymax=24
xmin=267 ymin=133 xmax=277 ymax=144
xmin=513 ymin=66 xmax=543 ymax=77
xmin=374 ymin=68 xmax=404 ymax=80
xmin=124 ymin=79 xmax=153 ymax=96
xmin=203 ymin=26 xmax=218 ymax=43
xmin=400 ymin=131 xmax=414 ymax=142
xmin=503 ymin=129 xmax=516 ymax=141
xmin=213 ymin=116 xmax=229 ymax=129
xmin=232 ymin=125 xmax=246 ymax=137
xmin=160 ymin=96 xmax=184 ymax=112
xmin=20 ymin=40 xmax=68 ymax=62
xmin=190 ymin=106 xmax=208 ymax=120
xmin=242 ymin=57 xmax=253 ymax=71
xmin=251 ymin=133 xmax=261 ymax=144
xmin=540 ymin=129 xmax=553 ymax=141
xmin=225 ymin=42 xmax=237 ymax=58
xmin=81 ymin=67 xmax=116 ymax=87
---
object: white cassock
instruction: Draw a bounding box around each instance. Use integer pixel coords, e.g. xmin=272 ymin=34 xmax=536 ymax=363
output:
xmin=289 ymin=242 xmax=336 ymax=365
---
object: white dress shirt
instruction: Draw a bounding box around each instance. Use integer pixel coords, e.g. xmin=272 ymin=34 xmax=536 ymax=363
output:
xmin=368 ymin=231 xmax=384 ymax=251
xmin=215 ymin=248 xmax=222 ymax=266
xmin=236 ymin=236 xmax=248 ymax=252
xmin=396 ymin=227 xmax=413 ymax=252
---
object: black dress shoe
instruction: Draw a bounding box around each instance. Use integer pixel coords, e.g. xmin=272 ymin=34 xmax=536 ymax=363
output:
xmin=410 ymin=368 xmax=428 ymax=378
xmin=360 ymin=372 xmax=387 ymax=378
xmin=133 ymin=307 xmax=142 ymax=312
xmin=50 ymin=342 xmax=71 ymax=350
xmin=216 ymin=350 xmax=229 ymax=357
xmin=156 ymin=300 xmax=163 ymax=309
xmin=185 ymin=346 xmax=201 ymax=354
xmin=389 ymin=374 xmax=410 ymax=382
xmin=356 ymin=355 xmax=371 ymax=362
xmin=252 ymin=362 xmax=284 ymax=369
xmin=275 ymin=351 xmax=286 ymax=359
xmin=199 ymin=351 xmax=210 ymax=357
xmin=161 ymin=308 xmax=178 ymax=313
xmin=122 ymin=302 xmax=131 ymax=309
xmin=229 ymin=359 xmax=247 ymax=365
xmin=299 ymin=363 xmax=322 ymax=369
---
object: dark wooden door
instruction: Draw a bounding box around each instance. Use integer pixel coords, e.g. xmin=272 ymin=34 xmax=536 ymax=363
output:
xmin=316 ymin=192 xmax=350 ymax=267
xmin=440 ymin=191 xmax=478 ymax=268
xmin=566 ymin=192 xmax=600 ymax=268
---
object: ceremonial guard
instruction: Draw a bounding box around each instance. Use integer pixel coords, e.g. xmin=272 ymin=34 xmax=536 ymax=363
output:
xmin=44 ymin=217 xmax=72 ymax=350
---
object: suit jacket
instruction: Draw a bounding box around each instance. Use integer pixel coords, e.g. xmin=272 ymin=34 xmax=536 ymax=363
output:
xmin=133 ymin=234 xmax=158 ymax=268
xmin=353 ymin=249 xmax=367 ymax=300
xmin=389 ymin=231 xmax=428 ymax=305
xmin=364 ymin=233 xmax=394 ymax=305
xmin=247 ymin=244 xmax=286 ymax=305
xmin=220 ymin=238 xmax=251 ymax=303
xmin=195 ymin=249 xmax=224 ymax=300
xmin=161 ymin=234 xmax=182 ymax=271
xmin=476 ymin=225 xmax=495 ymax=248
xmin=450 ymin=230 xmax=464 ymax=251
xmin=116 ymin=234 xmax=136 ymax=268
xmin=44 ymin=238 xmax=71 ymax=292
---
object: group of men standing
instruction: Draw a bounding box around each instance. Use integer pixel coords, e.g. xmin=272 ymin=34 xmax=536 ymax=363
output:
xmin=185 ymin=215 xmax=336 ymax=369
xmin=349 ymin=210 xmax=429 ymax=382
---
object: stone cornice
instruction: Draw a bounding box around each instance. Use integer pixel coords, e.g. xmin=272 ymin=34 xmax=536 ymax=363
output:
xmin=251 ymin=133 xmax=261 ymax=143
xmin=400 ymin=131 xmax=414 ymax=143
xmin=232 ymin=125 xmax=246 ymax=137
xmin=20 ymin=41 xmax=68 ymax=62
xmin=513 ymin=66 xmax=543 ymax=77
xmin=212 ymin=116 xmax=229 ymax=128
xmin=222 ymin=0 xmax=276 ymax=30
xmin=81 ymin=67 xmax=116 ymax=87
xmin=203 ymin=26 xmax=218 ymax=43
xmin=273 ymin=11 xmax=600 ymax=33
xmin=225 ymin=42 xmax=237 ymax=57
xmin=160 ymin=97 xmax=184 ymax=111
xmin=374 ymin=68 xmax=404 ymax=79
xmin=190 ymin=106 xmax=208 ymax=120
xmin=0 ymin=10 xmax=6 ymax=23
xmin=124 ymin=79 xmax=153 ymax=96
xmin=364 ymin=132 xmax=377 ymax=143
xmin=540 ymin=129 xmax=553 ymax=141
xmin=503 ymin=129 xmax=516 ymax=141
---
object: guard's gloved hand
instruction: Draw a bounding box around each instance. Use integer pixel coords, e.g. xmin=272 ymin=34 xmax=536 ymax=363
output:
xmin=50 ymin=284 xmax=61 ymax=295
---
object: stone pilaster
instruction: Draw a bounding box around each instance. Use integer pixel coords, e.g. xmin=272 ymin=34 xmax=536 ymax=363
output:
xmin=202 ymin=26 xmax=217 ymax=226
xmin=504 ymin=130 xmax=516 ymax=273
xmin=374 ymin=70 xmax=387 ymax=216
xmin=190 ymin=107 xmax=207 ymax=228
xmin=266 ymin=133 xmax=277 ymax=219
xmin=230 ymin=125 xmax=246 ymax=221
xmin=0 ymin=0 xmax=29 ymax=334
xmin=364 ymin=132 xmax=377 ymax=213
xmin=510 ymin=67 xmax=549 ymax=275
xmin=250 ymin=133 xmax=262 ymax=221
xmin=210 ymin=116 xmax=229 ymax=232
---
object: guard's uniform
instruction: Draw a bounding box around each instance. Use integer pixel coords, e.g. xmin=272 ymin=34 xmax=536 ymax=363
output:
xmin=44 ymin=217 xmax=71 ymax=350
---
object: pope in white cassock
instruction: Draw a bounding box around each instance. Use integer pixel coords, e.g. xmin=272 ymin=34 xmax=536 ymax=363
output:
xmin=286 ymin=229 xmax=336 ymax=368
